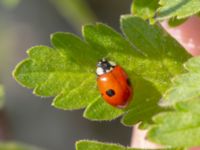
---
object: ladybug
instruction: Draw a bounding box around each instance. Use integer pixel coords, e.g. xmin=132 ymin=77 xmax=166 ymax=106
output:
xmin=96 ymin=58 xmax=132 ymax=108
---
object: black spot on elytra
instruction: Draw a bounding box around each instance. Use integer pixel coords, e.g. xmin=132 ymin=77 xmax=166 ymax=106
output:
xmin=127 ymin=78 xmax=131 ymax=86
xmin=106 ymin=89 xmax=115 ymax=97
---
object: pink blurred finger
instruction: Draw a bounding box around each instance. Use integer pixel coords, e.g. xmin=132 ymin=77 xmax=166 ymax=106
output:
xmin=161 ymin=16 xmax=200 ymax=56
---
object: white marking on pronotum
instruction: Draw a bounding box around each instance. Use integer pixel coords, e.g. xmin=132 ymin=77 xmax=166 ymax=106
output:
xmin=109 ymin=61 xmax=116 ymax=66
xmin=96 ymin=67 xmax=104 ymax=75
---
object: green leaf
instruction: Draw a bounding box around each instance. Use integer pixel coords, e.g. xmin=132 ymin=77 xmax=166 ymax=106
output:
xmin=131 ymin=0 xmax=159 ymax=20
xmin=76 ymin=140 xmax=184 ymax=150
xmin=157 ymin=0 xmax=200 ymax=20
xmin=175 ymin=98 xmax=200 ymax=115
xmin=0 ymin=142 xmax=43 ymax=150
xmin=168 ymin=17 xmax=188 ymax=27
xmin=161 ymin=56 xmax=200 ymax=106
xmin=148 ymin=57 xmax=200 ymax=147
xmin=0 ymin=85 xmax=5 ymax=109
xmin=83 ymin=97 xmax=124 ymax=121
xmin=13 ymin=16 xmax=190 ymax=124
xmin=120 ymin=15 xmax=190 ymax=126
xmin=14 ymin=42 xmax=97 ymax=110
xmin=148 ymin=98 xmax=200 ymax=147
xmin=76 ymin=140 xmax=132 ymax=150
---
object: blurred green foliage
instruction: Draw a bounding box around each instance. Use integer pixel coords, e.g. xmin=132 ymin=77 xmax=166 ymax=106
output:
xmin=0 ymin=142 xmax=43 ymax=150
xmin=0 ymin=85 xmax=4 ymax=109
xmin=50 ymin=0 xmax=95 ymax=31
xmin=0 ymin=0 xmax=21 ymax=9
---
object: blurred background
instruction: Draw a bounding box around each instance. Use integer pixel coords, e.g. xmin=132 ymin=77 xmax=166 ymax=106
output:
xmin=0 ymin=0 xmax=133 ymax=149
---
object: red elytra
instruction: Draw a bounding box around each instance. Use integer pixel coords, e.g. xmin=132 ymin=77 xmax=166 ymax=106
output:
xmin=96 ymin=59 xmax=132 ymax=108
